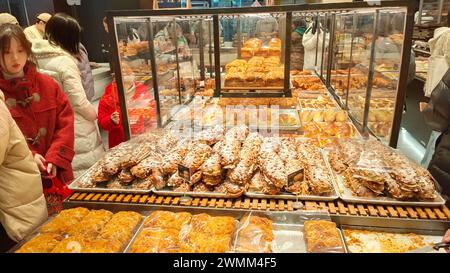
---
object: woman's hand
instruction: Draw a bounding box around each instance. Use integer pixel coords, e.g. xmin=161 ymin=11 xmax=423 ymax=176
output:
xmin=47 ymin=163 xmax=57 ymax=178
xmin=111 ymin=111 xmax=120 ymax=125
xmin=34 ymin=153 xmax=46 ymax=171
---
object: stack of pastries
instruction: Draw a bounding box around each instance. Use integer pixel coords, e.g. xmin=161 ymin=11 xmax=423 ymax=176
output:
xmin=16 ymin=208 xmax=142 ymax=253
xmin=235 ymin=215 xmax=273 ymax=253
xmin=130 ymin=211 xmax=236 ymax=253
xmin=240 ymin=37 xmax=281 ymax=59
xmin=224 ymin=56 xmax=285 ymax=87
xmin=304 ymin=220 xmax=344 ymax=253
xmin=328 ymin=139 xmax=437 ymax=200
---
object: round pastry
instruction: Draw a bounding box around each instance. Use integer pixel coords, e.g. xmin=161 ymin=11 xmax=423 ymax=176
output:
xmin=324 ymin=110 xmax=337 ymax=122
xmin=268 ymin=38 xmax=281 ymax=48
xmin=312 ymin=111 xmax=324 ymax=122
xmin=335 ymin=111 xmax=348 ymax=122
xmin=244 ymin=38 xmax=262 ymax=49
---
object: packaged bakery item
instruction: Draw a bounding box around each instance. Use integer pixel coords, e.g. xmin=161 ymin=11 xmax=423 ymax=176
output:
xmin=227 ymin=133 xmax=262 ymax=185
xmin=16 ymin=233 xmax=64 ymax=253
xmin=40 ymin=207 xmax=90 ymax=235
xmin=304 ymin=220 xmax=344 ymax=253
xmin=182 ymin=143 xmax=212 ymax=174
xmin=162 ymin=144 xmax=190 ymax=176
xmin=236 ymin=215 xmax=273 ymax=253
xmin=268 ymin=38 xmax=281 ymax=48
xmin=130 ymin=151 xmax=163 ymax=179
xmin=67 ymin=209 xmax=114 ymax=239
xmin=244 ymin=38 xmax=263 ymax=49
xmin=117 ymin=168 xmax=135 ymax=184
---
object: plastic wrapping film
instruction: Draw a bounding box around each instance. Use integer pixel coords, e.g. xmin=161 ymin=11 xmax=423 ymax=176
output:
xmin=14 ymin=208 xmax=143 ymax=253
xmin=128 ymin=211 xmax=237 ymax=253
xmin=233 ymin=211 xmax=346 ymax=253
xmin=326 ymin=138 xmax=444 ymax=205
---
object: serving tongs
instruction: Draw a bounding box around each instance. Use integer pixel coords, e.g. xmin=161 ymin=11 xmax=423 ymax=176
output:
xmin=408 ymin=242 xmax=450 ymax=253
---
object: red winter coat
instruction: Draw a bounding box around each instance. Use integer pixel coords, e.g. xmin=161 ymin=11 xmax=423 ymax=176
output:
xmin=98 ymin=81 xmax=156 ymax=149
xmin=0 ymin=62 xmax=75 ymax=184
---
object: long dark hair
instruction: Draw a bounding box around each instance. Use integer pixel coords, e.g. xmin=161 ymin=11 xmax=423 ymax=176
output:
xmin=45 ymin=13 xmax=81 ymax=55
xmin=0 ymin=23 xmax=34 ymax=70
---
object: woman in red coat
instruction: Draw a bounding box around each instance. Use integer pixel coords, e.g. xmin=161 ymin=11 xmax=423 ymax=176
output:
xmin=98 ymin=78 xmax=156 ymax=149
xmin=0 ymin=24 xmax=75 ymax=184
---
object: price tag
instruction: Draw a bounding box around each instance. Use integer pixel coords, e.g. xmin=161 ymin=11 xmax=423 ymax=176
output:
xmin=288 ymin=169 xmax=304 ymax=187
xmin=178 ymin=164 xmax=192 ymax=182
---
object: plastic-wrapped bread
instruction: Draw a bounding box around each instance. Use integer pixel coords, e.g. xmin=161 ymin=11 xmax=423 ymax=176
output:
xmin=248 ymin=171 xmax=264 ymax=192
xmin=224 ymin=125 xmax=249 ymax=143
xmin=305 ymin=164 xmax=333 ymax=195
xmin=182 ymin=143 xmax=212 ymax=173
xmin=91 ymin=162 xmax=112 ymax=184
xmin=228 ymin=133 xmax=262 ymax=185
xmin=162 ymin=144 xmax=190 ymax=176
xmin=203 ymin=174 xmax=222 ymax=186
xmin=236 ymin=215 xmax=273 ymax=253
xmin=200 ymin=153 xmax=222 ymax=177
xmin=261 ymin=174 xmax=281 ymax=195
xmin=190 ymin=171 xmax=203 ymax=185
xmin=157 ymin=132 xmax=179 ymax=153
xmin=16 ymin=233 xmax=63 ymax=253
xmin=219 ymin=139 xmax=241 ymax=168
xmin=102 ymin=142 xmax=136 ymax=176
xmin=167 ymin=172 xmax=185 ymax=188
xmin=67 ymin=209 xmax=114 ymax=239
xmin=192 ymin=182 xmax=213 ymax=192
xmin=173 ymin=183 xmax=191 ymax=192
xmin=121 ymin=142 xmax=156 ymax=168
xmin=150 ymin=168 xmax=166 ymax=190
xmin=131 ymin=177 xmax=154 ymax=190
xmin=118 ymin=168 xmax=135 ymax=183
xmin=223 ymin=180 xmax=245 ymax=196
xmin=258 ymin=138 xmax=286 ymax=189
xmin=194 ymin=125 xmax=224 ymax=146
xmin=130 ymin=152 xmax=163 ymax=179
xmin=106 ymin=177 xmax=126 ymax=189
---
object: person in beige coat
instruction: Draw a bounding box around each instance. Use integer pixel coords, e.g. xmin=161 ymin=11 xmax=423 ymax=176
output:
xmin=0 ymin=91 xmax=47 ymax=252
xmin=32 ymin=13 xmax=104 ymax=178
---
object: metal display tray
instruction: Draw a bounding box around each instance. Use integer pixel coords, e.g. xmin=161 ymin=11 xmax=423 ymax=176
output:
xmin=69 ymin=177 xmax=153 ymax=194
xmin=340 ymin=225 xmax=446 ymax=253
xmin=245 ymin=149 xmax=339 ymax=201
xmin=332 ymin=166 xmax=446 ymax=207
xmin=244 ymin=191 xmax=339 ymax=202
xmin=152 ymin=187 xmax=243 ymax=199
xmin=9 ymin=209 xmax=147 ymax=253
xmin=68 ymin=162 xmax=153 ymax=194
xmin=122 ymin=207 xmax=346 ymax=253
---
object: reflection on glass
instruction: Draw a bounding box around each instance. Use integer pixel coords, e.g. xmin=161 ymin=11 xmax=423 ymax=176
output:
xmin=367 ymin=9 xmax=406 ymax=144
xmin=114 ymin=18 xmax=158 ymax=137
xmin=220 ymin=13 xmax=286 ymax=95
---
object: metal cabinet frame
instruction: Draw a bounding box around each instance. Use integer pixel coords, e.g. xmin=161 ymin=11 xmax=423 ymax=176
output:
xmin=106 ymin=0 xmax=418 ymax=144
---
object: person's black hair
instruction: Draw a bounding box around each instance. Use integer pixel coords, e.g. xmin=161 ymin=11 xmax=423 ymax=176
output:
xmin=0 ymin=24 xmax=35 ymax=72
xmin=45 ymin=13 xmax=81 ymax=55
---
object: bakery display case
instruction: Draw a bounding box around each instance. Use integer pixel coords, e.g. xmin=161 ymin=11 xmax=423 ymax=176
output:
xmin=314 ymin=6 xmax=412 ymax=147
xmin=42 ymin=1 xmax=447 ymax=254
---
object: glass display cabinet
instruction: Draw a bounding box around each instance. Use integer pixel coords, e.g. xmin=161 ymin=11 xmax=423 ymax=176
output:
xmin=314 ymin=5 xmax=414 ymax=147
xmin=106 ymin=0 xmax=417 ymax=147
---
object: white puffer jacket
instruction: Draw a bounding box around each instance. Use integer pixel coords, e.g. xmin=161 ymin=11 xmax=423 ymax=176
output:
xmin=32 ymin=40 xmax=105 ymax=178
